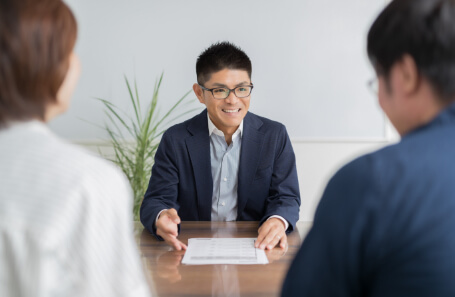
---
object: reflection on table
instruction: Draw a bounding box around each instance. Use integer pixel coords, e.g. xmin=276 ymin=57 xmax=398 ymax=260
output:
xmin=134 ymin=221 xmax=311 ymax=297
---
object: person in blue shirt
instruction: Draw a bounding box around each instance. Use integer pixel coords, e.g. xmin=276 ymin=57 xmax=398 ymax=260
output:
xmin=282 ymin=0 xmax=455 ymax=296
xmin=140 ymin=42 xmax=301 ymax=251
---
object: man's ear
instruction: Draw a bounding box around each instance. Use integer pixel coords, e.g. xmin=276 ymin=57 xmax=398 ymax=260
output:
xmin=397 ymin=54 xmax=419 ymax=96
xmin=193 ymin=83 xmax=205 ymax=104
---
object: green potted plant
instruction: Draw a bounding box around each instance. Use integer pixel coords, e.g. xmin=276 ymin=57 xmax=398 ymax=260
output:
xmin=97 ymin=73 xmax=198 ymax=220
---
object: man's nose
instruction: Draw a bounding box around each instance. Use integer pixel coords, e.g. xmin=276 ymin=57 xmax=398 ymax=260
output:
xmin=225 ymin=90 xmax=239 ymax=104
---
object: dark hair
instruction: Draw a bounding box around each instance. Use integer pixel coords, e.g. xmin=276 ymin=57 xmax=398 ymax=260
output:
xmin=0 ymin=0 xmax=78 ymax=127
xmin=367 ymin=0 xmax=455 ymax=102
xmin=196 ymin=41 xmax=252 ymax=85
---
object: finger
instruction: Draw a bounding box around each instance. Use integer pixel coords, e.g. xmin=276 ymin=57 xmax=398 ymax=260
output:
xmin=157 ymin=216 xmax=179 ymax=237
xmin=179 ymin=240 xmax=188 ymax=250
xmin=258 ymin=230 xmax=275 ymax=250
xmin=158 ymin=225 xmax=178 ymax=238
xmin=156 ymin=221 xmax=187 ymax=251
xmin=261 ymin=228 xmax=284 ymax=250
xmin=165 ymin=233 xmax=187 ymax=251
xmin=265 ymin=232 xmax=282 ymax=250
xmin=169 ymin=238 xmax=187 ymax=251
xmin=160 ymin=232 xmax=187 ymax=251
xmin=262 ymin=219 xmax=286 ymax=249
xmin=267 ymin=232 xmax=287 ymax=250
xmin=256 ymin=234 xmax=265 ymax=248
xmin=167 ymin=208 xmax=181 ymax=224
xmin=162 ymin=223 xmax=179 ymax=237
xmin=279 ymin=234 xmax=287 ymax=249
xmin=256 ymin=224 xmax=271 ymax=248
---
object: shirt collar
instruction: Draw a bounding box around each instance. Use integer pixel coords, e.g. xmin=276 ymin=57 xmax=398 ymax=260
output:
xmin=207 ymin=113 xmax=243 ymax=141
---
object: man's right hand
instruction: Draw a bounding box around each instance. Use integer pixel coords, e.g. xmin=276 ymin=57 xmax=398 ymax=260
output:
xmin=156 ymin=208 xmax=187 ymax=251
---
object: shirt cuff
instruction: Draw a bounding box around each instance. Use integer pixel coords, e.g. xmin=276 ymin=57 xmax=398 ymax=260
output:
xmin=267 ymin=215 xmax=289 ymax=231
xmin=155 ymin=209 xmax=168 ymax=227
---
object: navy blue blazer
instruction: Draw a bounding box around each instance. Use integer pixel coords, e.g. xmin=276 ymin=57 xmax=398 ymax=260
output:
xmin=282 ymin=103 xmax=455 ymax=297
xmin=140 ymin=110 xmax=300 ymax=237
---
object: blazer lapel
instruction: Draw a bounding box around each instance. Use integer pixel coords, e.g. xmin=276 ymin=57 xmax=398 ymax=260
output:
xmin=185 ymin=110 xmax=213 ymax=221
xmin=237 ymin=113 xmax=265 ymax=217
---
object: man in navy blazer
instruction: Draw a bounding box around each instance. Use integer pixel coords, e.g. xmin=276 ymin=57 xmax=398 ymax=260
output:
xmin=282 ymin=0 xmax=455 ymax=296
xmin=140 ymin=42 xmax=300 ymax=250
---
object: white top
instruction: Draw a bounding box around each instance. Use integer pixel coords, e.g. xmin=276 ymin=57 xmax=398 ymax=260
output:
xmin=0 ymin=121 xmax=151 ymax=297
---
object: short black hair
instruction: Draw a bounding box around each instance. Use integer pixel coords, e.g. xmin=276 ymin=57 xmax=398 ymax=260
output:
xmin=367 ymin=0 xmax=455 ymax=102
xmin=196 ymin=41 xmax=252 ymax=85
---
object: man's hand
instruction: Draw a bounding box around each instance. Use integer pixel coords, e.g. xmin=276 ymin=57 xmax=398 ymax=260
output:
xmin=156 ymin=208 xmax=187 ymax=251
xmin=255 ymin=218 xmax=287 ymax=250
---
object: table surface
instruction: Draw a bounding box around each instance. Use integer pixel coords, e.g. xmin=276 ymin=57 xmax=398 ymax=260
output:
xmin=134 ymin=221 xmax=311 ymax=297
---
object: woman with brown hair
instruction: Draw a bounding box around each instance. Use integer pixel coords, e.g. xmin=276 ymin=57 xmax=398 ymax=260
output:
xmin=0 ymin=0 xmax=151 ymax=296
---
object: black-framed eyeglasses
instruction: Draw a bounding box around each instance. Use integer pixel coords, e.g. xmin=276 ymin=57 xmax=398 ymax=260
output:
xmin=199 ymin=84 xmax=254 ymax=99
xmin=367 ymin=78 xmax=378 ymax=95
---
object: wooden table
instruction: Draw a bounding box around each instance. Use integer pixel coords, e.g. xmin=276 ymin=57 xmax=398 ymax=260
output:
xmin=135 ymin=221 xmax=311 ymax=297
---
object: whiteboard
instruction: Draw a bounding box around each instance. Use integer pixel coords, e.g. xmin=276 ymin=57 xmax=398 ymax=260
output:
xmin=52 ymin=0 xmax=387 ymax=141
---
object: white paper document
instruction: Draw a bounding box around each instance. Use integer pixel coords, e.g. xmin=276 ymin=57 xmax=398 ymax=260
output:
xmin=181 ymin=238 xmax=269 ymax=265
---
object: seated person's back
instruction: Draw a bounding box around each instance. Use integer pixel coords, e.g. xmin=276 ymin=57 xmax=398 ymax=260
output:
xmin=0 ymin=121 xmax=149 ymax=296
xmin=0 ymin=0 xmax=150 ymax=296
xmin=282 ymin=0 xmax=455 ymax=296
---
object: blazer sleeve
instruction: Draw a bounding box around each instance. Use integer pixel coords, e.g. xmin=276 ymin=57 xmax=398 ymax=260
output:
xmin=260 ymin=125 xmax=301 ymax=232
xmin=140 ymin=130 xmax=180 ymax=238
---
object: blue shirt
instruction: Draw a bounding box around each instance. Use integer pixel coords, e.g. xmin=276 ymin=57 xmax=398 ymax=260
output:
xmin=282 ymin=103 xmax=455 ymax=297
xmin=208 ymin=116 xmax=243 ymax=221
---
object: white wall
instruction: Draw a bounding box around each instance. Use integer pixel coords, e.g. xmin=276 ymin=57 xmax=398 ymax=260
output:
xmin=54 ymin=0 xmax=387 ymax=141
xmin=293 ymin=140 xmax=391 ymax=221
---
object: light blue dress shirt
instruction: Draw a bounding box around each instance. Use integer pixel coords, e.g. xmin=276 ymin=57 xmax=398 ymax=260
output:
xmin=208 ymin=116 xmax=243 ymax=221
xmin=207 ymin=115 xmax=289 ymax=230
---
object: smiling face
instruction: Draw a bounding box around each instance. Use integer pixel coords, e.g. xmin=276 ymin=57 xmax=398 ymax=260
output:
xmin=193 ymin=68 xmax=251 ymax=137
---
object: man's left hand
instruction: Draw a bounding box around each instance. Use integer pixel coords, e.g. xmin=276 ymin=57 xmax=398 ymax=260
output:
xmin=255 ymin=218 xmax=287 ymax=250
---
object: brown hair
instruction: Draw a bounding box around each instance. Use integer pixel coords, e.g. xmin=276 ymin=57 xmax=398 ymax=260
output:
xmin=0 ymin=0 xmax=78 ymax=126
